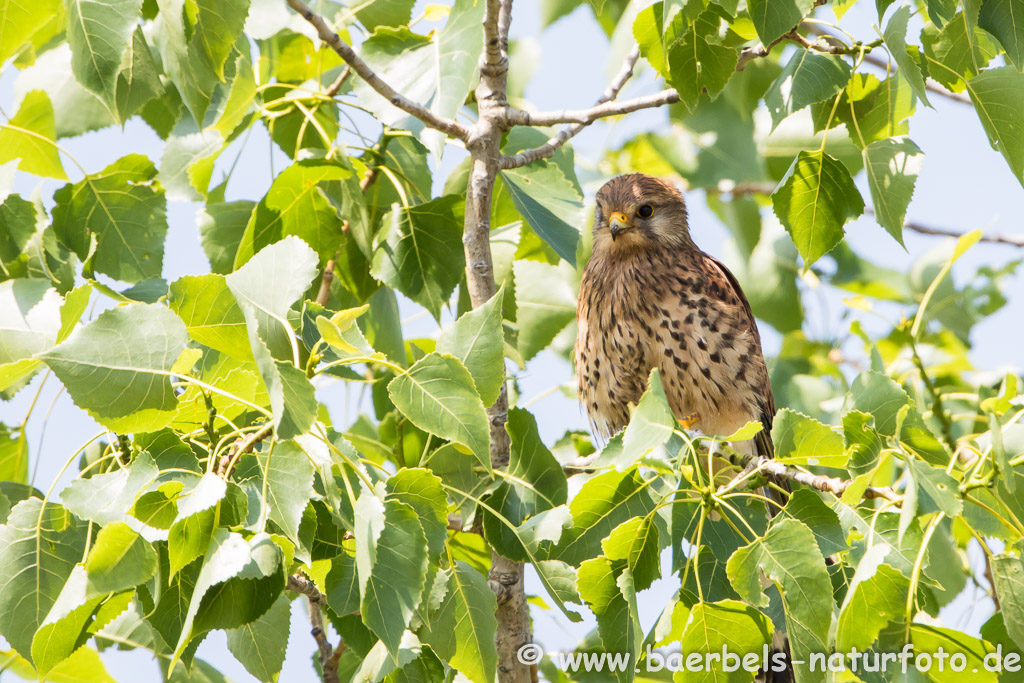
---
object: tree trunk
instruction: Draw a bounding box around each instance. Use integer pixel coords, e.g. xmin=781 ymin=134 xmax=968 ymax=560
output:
xmin=462 ymin=2 xmax=533 ymax=681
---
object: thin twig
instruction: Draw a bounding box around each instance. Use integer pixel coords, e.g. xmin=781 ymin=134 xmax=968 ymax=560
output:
xmin=284 ymin=0 xmax=469 ymax=140
xmin=501 ymin=46 xmax=641 ymax=169
xmin=217 ymin=423 xmax=272 ymax=477
xmin=505 ymin=87 xmax=680 ymax=128
xmin=804 ymin=24 xmax=972 ymax=105
xmin=701 ymin=184 xmax=1024 ymax=248
xmin=725 ymin=450 xmax=903 ymax=503
xmin=325 ymin=66 xmax=352 ymax=97
xmin=902 ymin=220 xmax=1024 ymax=247
xmin=287 ymin=574 xmax=340 ymax=683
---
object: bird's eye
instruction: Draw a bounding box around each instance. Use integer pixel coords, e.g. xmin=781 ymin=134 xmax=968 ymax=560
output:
xmin=637 ymin=204 xmax=654 ymax=219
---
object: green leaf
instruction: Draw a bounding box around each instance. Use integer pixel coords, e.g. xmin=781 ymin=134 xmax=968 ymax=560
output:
xmin=863 ymin=137 xmax=922 ymax=245
xmin=114 ymin=27 xmax=164 ymax=122
xmin=576 ymin=559 xmax=641 ymax=683
xmin=883 ymin=5 xmax=932 ymax=106
xmin=512 ymin=259 xmax=576 ymax=362
xmin=832 ymin=74 xmax=915 ymax=149
xmin=0 ymin=279 xmax=61 ymax=394
xmin=991 ymin=554 xmax=1024 ymax=650
xmin=482 ymin=408 xmax=568 ymax=560
xmin=153 ymin=0 xmax=247 ymax=124
xmin=62 ymin=454 xmax=160 ymax=525
xmin=766 ymin=52 xmax=852 ymax=130
xmin=169 ymin=507 xmax=216 ymax=577
xmin=38 ymin=304 xmax=189 ymax=432
xmin=924 ymin=10 xmax=999 ymax=92
xmin=0 ymin=499 xmax=87 ymax=663
xmin=168 ymin=274 xmax=251 ymax=360
xmin=0 ymin=90 xmax=66 ymax=179
xmin=353 ymin=0 xmax=484 ymax=158
xmin=421 ymin=562 xmax=497 ymax=683
xmin=236 ymin=160 xmax=353 ymax=268
xmin=30 ymin=565 xmax=106 ymax=675
xmin=356 ymin=496 xmax=429 ymax=660
xmin=678 ymin=600 xmax=774 ymax=682
xmin=437 ymin=288 xmax=505 ymax=407
xmin=0 ymin=425 xmax=28 ymax=484
xmin=979 ymin=0 xmax=1024 ymax=69
xmin=354 ymin=0 xmax=416 ymax=31
xmin=601 ymin=516 xmax=660 ymax=592
xmin=257 ymin=440 xmax=316 ymax=547
xmin=909 ymin=624 xmax=998 ymax=683
xmin=771 ymin=149 xmax=865 ymax=268
xmin=727 ymin=518 xmax=832 ymax=683
xmin=370 ymin=195 xmax=465 ymax=320
xmin=52 ymin=154 xmax=168 ymax=284
xmin=553 ymin=468 xmax=656 ymax=566
xmin=171 ymin=531 xmax=282 ymax=663
xmin=85 ymin=522 xmax=158 ymax=594
xmin=388 ymin=353 xmax=491 ymax=471
xmin=0 ymin=0 xmax=60 ymax=65
xmin=159 ymin=129 xmax=223 ymax=202
xmin=66 ymin=0 xmax=143 ymax=103
xmin=200 ymin=199 xmax=255 ymax=274
xmin=904 ymin=457 xmax=962 ymax=516
xmin=598 ymin=369 xmax=676 ymax=468
xmin=966 ymin=66 xmax=1024 ymax=185
xmin=771 ymin=408 xmax=845 ymax=467
xmin=386 ymin=468 xmax=449 ymax=557
xmin=665 ymin=8 xmax=739 ymax=108
xmin=191 ymin=0 xmax=251 ymax=80
xmin=842 ymin=371 xmax=909 ymax=436
xmin=499 ymin=160 xmax=583 ymax=265
xmin=748 ymin=0 xmax=815 ymax=45
xmin=0 ymin=194 xmax=35 ymax=269
xmin=835 ymin=563 xmax=909 ymax=652
xmin=779 ymin=489 xmax=847 ymax=557
xmin=225 ymin=236 xmax=319 ymax=437
xmin=226 ymin=592 xmax=290 ymax=683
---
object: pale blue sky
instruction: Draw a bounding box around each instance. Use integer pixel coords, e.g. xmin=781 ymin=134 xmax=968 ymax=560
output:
xmin=1 ymin=0 xmax=1022 ymax=680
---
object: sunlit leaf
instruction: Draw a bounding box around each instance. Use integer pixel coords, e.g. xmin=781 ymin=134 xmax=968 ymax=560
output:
xmin=772 ymin=149 xmax=865 ymax=268
xmin=388 ymin=353 xmax=490 ymax=470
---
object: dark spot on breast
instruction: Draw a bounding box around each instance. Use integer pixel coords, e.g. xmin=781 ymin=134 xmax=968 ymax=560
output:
xmin=697 ymin=339 xmax=707 ymax=351
xmin=709 ymin=352 xmax=720 ymax=363
xmin=685 ymin=312 xmax=695 ymax=324
xmin=701 ymin=367 xmax=711 ymax=379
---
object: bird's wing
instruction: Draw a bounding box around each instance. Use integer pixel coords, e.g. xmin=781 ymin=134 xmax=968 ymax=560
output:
xmin=705 ymin=254 xmax=776 ymax=459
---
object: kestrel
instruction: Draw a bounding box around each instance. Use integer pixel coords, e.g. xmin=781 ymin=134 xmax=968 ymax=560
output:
xmin=575 ymin=173 xmax=786 ymax=504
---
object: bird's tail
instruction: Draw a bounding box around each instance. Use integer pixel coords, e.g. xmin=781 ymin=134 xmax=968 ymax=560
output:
xmin=754 ymin=427 xmax=790 ymax=517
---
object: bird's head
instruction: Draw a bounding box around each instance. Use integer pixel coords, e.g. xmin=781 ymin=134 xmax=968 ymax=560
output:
xmin=591 ymin=173 xmax=692 ymax=254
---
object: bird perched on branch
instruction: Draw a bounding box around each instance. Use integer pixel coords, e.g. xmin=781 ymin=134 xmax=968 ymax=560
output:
xmin=575 ymin=173 xmax=789 ymax=511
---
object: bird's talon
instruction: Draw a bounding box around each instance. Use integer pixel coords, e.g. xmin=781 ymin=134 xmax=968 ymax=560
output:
xmin=678 ymin=412 xmax=700 ymax=430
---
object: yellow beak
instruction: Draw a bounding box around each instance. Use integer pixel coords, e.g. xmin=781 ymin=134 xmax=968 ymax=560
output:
xmin=609 ymin=211 xmax=631 ymax=239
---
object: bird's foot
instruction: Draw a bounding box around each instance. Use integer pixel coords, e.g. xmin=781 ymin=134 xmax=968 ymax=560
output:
xmin=677 ymin=412 xmax=700 ymax=430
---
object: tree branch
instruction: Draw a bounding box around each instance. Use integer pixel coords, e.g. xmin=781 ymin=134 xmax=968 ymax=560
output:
xmin=902 ymin=220 xmax=1024 ymax=247
xmin=725 ymin=451 xmax=903 ymax=504
xmin=287 ymin=574 xmax=340 ymax=683
xmin=464 ymin=3 xmax=534 ymax=682
xmin=284 ymin=0 xmax=470 ymax=140
xmin=704 ymin=183 xmax=1024 ymax=248
xmin=803 ymin=24 xmax=972 ymax=105
xmin=501 ymin=46 xmax=641 ymax=169
xmin=506 ymin=87 xmax=680 ymax=128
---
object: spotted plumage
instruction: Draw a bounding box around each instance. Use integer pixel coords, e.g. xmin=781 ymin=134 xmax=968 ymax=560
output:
xmin=575 ymin=173 xmax=780 ymax=475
